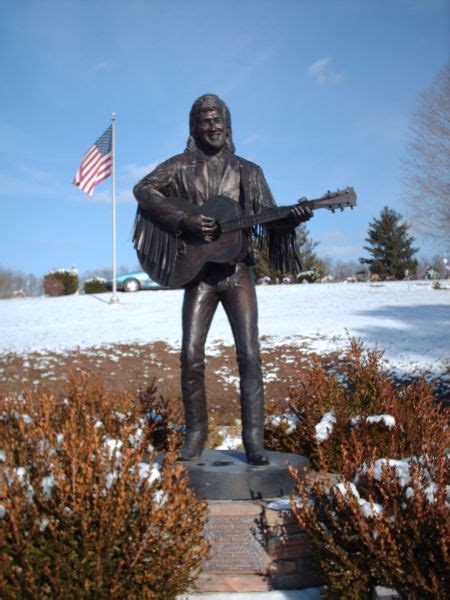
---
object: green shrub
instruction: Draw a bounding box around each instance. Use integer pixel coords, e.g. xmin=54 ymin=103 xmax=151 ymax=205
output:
xmin=0 ymin=373 xmax=208 ymax=599
xmin=43 ymin=268 xmax=79 ymax=296
xmin=84 ymin=277 xmax=107 ymax=294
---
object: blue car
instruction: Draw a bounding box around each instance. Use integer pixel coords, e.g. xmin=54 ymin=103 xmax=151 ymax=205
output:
xmin=106 ymin=271 xmax=164 ymax=292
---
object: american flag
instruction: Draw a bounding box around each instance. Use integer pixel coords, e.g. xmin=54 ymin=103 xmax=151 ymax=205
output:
xmin=73 ymin=125 xmax=112 ymax=196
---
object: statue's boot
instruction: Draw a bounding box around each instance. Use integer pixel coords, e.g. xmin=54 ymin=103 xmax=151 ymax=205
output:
xmin=179 ymin=427 xmax=208 ymax=460
xmin=243 ymin=428 xmax=269 ymax=465
xmin=241 ymin=398 xmax=269 ymax=466
xmin=179 ymin=374 xmax=208 ymax=460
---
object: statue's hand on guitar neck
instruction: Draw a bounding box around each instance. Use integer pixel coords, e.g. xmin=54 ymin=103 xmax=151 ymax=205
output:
xmin=289 ymin=201 xmax=314 ymax=227
xmin=181 ymin=213 xmax=218 ymax=242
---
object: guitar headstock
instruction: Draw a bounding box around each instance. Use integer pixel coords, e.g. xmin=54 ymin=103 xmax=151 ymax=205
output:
xmin=299 ymin=187 xmax=357 ymax=213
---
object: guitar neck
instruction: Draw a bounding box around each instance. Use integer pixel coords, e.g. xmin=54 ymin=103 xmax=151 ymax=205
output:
xmin=220 ymin=198 xmax=321 ymax=233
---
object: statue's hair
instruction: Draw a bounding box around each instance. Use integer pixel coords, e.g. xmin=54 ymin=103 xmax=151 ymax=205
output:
xmin=185 ymin=93 xmax=235 ymax=153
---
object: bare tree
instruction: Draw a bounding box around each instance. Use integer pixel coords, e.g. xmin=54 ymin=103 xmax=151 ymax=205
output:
xmin=332 ymin=259 xmax=362 ymax=281
xmin=403 ymin=64 xmax=450 ymax=249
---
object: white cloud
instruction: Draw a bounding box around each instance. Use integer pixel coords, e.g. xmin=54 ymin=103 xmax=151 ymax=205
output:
xmin=320 ymin=244 xmax=362 ymax=257
xmin=121 ymin=162 xmax=158 ymax=182
xmin=18 ymin=165 xmax=54 ymax=184
xmin=117 ymin=189 xmax=135 ymax=204
xmin=218 ymin=43 xmax=276 ymax=95
xmin=89 ymin=189 xmax=135 ymax=204
xmin=241 ymin=133 xmax=264 ymax=146
xmin=319 ymin=230 xmax=348 ymax=244
xmin=308 ymin=57 xmax=344 ymax=84
xmin=92 ymin=61 xmax=111 ymax=72
xmin=309 ymin=57 xmax=331 ymax=76
xmin=354 ymin=113 xmax=408 ymax=144
xmin=30 ymin=238 xmax=86 ymax=248
xmin=0 ymin=120 xmax=31 ymax=153
xmin=0 ymin=171 xmax=61 ymax=198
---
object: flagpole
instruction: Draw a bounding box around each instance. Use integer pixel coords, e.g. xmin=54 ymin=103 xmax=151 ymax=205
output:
xmin=110 ymin=112 xmax=119 ymax=305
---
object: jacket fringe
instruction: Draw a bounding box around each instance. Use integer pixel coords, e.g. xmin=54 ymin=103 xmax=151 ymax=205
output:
xmin=253 ymin=225 xmax=303 ymax=274
xmin=132 ymin=208 xmax=177 ymax=287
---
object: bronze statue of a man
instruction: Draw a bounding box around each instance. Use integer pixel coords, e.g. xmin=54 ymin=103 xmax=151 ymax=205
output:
xmin=133 ymin=94 xmax=312 ymax=465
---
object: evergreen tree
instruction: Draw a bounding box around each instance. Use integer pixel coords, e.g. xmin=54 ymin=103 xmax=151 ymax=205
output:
xmin=359 ymin=206 xmax=418 ymax=280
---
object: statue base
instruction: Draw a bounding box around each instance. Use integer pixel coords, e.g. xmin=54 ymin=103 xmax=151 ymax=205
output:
xmin=154 ymin=448 xmax=322 ymax=591
xmin=183 ymin=450 xmax=321 ymax=592
xmin=181 ymin=449 xmax=309 ymax=500
xmin=195 ymin=497 xmax=323 ymax=592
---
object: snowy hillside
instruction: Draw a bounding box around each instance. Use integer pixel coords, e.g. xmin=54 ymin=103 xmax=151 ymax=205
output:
xmin=1 ymin=281 xmax=448 ymax=376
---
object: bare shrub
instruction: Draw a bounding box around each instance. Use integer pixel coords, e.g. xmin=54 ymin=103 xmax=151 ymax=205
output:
xmin=137 ymin=381 xmax=183 ymax=450
xmin=0 ymin=372 xmax=208 ymax=599
xmin=264 ymin=338 xmax=446 ymax=473
xmin=290 ymin=429 xmax=449 ymax=598
xmin=264 ymin=338 xmax=449 ymax=598
xmin=42 ymin=275 xmax=65 ymax=297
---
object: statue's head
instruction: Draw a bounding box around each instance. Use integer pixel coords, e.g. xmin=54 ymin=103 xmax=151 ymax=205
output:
xmin=185 ymin=94 xmax=235 ymax=154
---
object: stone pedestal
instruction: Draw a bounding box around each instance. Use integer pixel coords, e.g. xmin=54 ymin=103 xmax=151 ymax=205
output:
xmin=194 ymin=498 xmax=323 ymax=593
xmin=182 ymin=449 xmax=309 ymax=500
xmin=182 ymin=449 xmax=322 ymax=593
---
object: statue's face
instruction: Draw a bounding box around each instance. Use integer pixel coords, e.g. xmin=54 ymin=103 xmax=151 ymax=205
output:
xmin=194 ymin=108 xmax=226 ymax=151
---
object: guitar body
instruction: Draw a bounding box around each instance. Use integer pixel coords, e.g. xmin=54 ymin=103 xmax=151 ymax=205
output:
xmin=143 ymin=187 xmax=356 ymax=288
xmin=168 ymin=195 xmax=245 ymax=288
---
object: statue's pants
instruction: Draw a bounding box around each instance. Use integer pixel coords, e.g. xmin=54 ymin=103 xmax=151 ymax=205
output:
xmin=181 ymin=263 xmax=264 ymax=446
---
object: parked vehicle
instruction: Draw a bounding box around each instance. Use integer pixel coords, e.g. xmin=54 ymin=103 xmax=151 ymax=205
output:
xmin=105 ymin=271 xmax=164 ymax=292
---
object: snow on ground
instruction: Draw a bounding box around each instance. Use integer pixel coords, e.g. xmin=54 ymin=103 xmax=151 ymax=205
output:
xmin=0 ymin=281 xmax=448 ymax=375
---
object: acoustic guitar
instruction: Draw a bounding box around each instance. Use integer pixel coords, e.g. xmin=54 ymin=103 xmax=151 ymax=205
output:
xmin=159 ymin=187 xmax=356 ymax=288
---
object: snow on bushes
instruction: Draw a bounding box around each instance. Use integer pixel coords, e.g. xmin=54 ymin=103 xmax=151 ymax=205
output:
xmin=83 ymin=277 xmax=107 ymax=294
xmin=314 ymin=412 xmax=336 ymax=443
xmin=290 ymin=438 xmax=449 ymax=599
xmin=264 ymin=338 xmax=445 ymax=473
xmin=0 ymin=372 xmax=208 ymax=599
xmin=263 ymin=338 xmax=449 ymax=598
xmin=43 ymin=267 xmax=79 ymax=296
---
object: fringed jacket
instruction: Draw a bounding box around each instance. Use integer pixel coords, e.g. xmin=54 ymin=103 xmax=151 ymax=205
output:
xmin=133 ymin=148 xmax=301 ymax=286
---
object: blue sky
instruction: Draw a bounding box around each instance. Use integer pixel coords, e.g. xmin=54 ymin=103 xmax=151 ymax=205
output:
xmin=1 ymin=0 xmax=448 ymax=276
